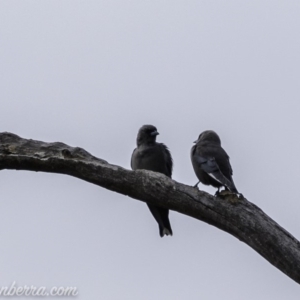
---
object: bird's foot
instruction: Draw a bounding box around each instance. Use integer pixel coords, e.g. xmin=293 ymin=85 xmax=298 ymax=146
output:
xmin=193 ymin=181 xmax=200 ymax=188
xmin=214 ymin=188 xmax=221 ymax=197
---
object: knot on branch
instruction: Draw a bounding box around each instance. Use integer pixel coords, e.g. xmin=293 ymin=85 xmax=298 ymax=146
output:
xmin=61 ymin=147 xmax=108 ymax=164
xmin=217 ymin=190 xmax=244 ymax=205
xmin=0 ymin=132 xmax=21 ymax=143
xmin=0 ymin=144 xmax=17 ymax=155
xmin=62 ymin=149 xmax=72 ymax=158
xmin=61 ymin=147 xmax=94 ymax=160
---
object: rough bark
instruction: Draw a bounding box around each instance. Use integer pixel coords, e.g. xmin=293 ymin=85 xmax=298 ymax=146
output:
xmin=0 ymin=132 xmax=300 ymax=284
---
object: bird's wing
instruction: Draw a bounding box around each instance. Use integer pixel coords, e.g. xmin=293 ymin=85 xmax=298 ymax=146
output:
xmin=130 ymin=148 xmax=137 ymax=170
xmin=194 ymin=147 xmax=237 ymax=193
xmin=213 ymin=148 xmax=233 ymax=177
xmin=159 ymin=143 xmax=173 ymax=178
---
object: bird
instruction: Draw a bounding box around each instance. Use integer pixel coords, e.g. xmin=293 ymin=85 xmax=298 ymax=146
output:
xmin=191 ymin=130 xmax=238 ymax=194
xmin=131 ymin=125 xmax=173 ymax=237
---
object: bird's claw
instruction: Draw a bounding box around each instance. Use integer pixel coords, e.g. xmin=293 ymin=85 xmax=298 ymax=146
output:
xmin=214 ymin=189 xmax=221 ymax=197
xmin=193 ymin=181 xmax=200 ymax=188
xmin=236 ymin=193 xmax=244 ymax=199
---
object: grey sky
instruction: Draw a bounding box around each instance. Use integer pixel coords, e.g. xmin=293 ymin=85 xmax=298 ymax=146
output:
xmin=1 ymin=0 xmax=300 ymax=299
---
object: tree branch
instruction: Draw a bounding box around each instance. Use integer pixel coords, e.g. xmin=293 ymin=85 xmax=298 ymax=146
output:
xmin=1 ymin=132 xmax=300 ymax=284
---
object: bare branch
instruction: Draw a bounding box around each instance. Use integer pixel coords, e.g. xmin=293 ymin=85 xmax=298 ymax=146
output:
xmin=1 ymin=132 xmax=300 ymax=284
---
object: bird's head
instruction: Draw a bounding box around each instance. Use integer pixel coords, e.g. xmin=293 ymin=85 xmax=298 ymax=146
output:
xmin=137 ymin=125 xmax=159 ymax=146
xmin=194 ymin=130 xmax=221 ymax=145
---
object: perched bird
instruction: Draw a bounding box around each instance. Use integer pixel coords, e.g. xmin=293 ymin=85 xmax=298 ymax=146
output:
xmin=191 ymin=130 xmax=238 ymax=194
xmin=131 ymin=125 xmax=173 ymax=237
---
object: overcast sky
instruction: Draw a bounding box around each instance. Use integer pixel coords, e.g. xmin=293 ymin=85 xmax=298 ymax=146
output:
xmin=1 ymin=1 xmax=300 ymax=299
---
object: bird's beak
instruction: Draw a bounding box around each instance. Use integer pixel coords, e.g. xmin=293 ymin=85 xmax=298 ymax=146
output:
xmin=151 ymin=131 xmax=159 ymax=136
xmin=193 ymin=140 xmax=197 ymax=144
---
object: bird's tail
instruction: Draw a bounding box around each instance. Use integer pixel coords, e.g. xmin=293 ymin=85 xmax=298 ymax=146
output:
xmin=229 ymin=182 xmax=238 ymax=194
xmin=147 ymin=204 xmax=173 ymax=238
xmin=209 ymin=171 xmax=238 ymax=193
xmin=159 ymin=223 xmax=173 ymax=237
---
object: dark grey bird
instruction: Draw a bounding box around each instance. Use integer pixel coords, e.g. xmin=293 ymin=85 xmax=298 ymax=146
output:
xmin=131 ymin=125 xmax=173 ymax=237
xmin=191 ymin=130 xmax=238 ymax=194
